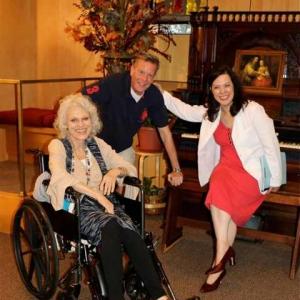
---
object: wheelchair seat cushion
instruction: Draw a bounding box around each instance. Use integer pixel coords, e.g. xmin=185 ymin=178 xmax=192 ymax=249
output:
xmin=33 ymin=171 xmax=51 ymax=203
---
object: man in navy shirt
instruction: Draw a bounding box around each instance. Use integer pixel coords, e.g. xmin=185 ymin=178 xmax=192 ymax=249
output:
xmin=82 ymin=52 xmax=183 ymax=186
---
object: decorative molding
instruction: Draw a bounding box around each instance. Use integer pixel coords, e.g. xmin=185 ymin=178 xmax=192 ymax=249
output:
xmin=191 ymin=8 xmax=300 ymax=25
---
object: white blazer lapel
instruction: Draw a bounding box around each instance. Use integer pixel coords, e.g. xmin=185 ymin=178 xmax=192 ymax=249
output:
xmin=199 ymin=112 xmax=221 ymax=150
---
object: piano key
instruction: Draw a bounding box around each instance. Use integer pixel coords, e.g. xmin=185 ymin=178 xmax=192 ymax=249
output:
xmin=181 ymin=133 xmax=199 ymax=139
xmin=279 ymin=142 xmax=300 ymax=151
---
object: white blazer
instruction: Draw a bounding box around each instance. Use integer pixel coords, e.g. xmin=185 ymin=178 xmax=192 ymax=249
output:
xmin=163 ymin=91 xmax=282 ymax=192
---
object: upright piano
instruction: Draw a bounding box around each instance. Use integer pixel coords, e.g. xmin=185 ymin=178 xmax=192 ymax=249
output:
xmin=274 ymin=116 xmax=300 ymax=182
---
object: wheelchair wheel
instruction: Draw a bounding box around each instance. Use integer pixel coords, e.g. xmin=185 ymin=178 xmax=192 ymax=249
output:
xmin=83 ymin=255 xmax=107 ymax=300
xmin=12 ymin=198 xmax=59 ymax=299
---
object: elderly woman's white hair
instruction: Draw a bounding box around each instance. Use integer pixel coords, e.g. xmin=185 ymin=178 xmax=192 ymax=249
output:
xmin=54 ymin=93 xmax=102 ymax=138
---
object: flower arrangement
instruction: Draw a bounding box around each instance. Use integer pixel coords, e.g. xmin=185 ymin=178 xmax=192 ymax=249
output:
xmin=65 ymin=0 xmax=175 ymax=72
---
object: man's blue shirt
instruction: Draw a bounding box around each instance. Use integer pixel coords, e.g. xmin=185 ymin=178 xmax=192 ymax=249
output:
xmin=82 ymin=72 xmax=168 ymax=152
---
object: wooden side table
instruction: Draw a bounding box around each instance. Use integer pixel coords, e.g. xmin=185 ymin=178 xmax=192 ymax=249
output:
xmin=135 ymin=148 xmax=165 ymax=215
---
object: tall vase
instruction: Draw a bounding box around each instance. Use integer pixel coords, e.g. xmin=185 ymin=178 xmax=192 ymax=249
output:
xmin=103 ymin=56 xmax=132 ymax=76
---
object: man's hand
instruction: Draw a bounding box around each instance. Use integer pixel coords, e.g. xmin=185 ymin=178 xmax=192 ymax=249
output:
xmin=168 ymin=171 xmax=183 ymax=186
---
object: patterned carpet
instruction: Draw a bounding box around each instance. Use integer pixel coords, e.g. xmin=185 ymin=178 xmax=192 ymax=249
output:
xmin=0 ymin=214 xmax=299 ymax=300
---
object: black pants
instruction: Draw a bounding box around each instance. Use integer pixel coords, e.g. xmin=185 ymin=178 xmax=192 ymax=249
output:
xmin=99 ymin=219 xmax=165 ymax=300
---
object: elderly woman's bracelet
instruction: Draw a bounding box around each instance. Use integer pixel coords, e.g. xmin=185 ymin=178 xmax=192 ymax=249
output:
xmin=173 ymin=168 xmax=182 ymax=173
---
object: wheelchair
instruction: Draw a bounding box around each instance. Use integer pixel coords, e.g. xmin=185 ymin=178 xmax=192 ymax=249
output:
xmin=12 ymin=150 xmax=177 ymax=300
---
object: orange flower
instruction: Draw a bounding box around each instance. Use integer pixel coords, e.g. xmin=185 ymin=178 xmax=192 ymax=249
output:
xmin=106 ymin=32 xmax=120 ymax=41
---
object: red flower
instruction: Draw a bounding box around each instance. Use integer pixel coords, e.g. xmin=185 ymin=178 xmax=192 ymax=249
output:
xmin=86 ymin=85 xmax=100 ymax=94
xmin=140 ymin=109 xmax=148 ymax=122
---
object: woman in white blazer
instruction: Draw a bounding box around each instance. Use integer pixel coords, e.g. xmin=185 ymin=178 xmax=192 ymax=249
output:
xmin=163 ymin=66 xmax=282 ymax=293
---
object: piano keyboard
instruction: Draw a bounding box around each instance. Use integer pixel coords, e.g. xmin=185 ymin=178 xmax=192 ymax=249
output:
xmin=279 ymin=142 xmax=300 ymax=151
xmin=181 ymin=133 xmax=300 ymax=151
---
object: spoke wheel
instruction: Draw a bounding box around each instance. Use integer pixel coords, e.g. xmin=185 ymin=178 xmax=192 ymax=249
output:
xmin=12 ymin=198 xmax=59 ymax=299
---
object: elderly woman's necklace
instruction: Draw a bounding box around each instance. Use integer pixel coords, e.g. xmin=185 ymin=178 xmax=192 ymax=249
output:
xmin=71 ymin=143 xmax=91 ymax=186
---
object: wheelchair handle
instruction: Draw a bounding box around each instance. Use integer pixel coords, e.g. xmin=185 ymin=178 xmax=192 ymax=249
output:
xmin=123 ymin=176 xmax=145 ymax=239
xmin=123 ymin=176 xmax=142 ymax=188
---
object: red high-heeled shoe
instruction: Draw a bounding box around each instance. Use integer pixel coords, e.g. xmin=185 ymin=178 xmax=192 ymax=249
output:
xmin=205 ymin=246 xmax=235 ymax=275
xmin=200 ymin=269 xmax=227 ymax=293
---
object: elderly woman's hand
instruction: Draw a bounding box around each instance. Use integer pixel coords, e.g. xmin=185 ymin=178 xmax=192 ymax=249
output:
xmin=97 ymin=194 xmax=114 ymax=214
xmin=99 ymin=168 xmax=122 ymax=195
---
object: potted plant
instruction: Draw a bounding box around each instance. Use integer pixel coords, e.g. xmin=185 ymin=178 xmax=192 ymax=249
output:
xmin=137 ymin=109 xmax=177 ymax=152
xmin=143 ymin=177 xmax=166 ymax=215
xmin=138 ymin=111 xmax=163 ymax=152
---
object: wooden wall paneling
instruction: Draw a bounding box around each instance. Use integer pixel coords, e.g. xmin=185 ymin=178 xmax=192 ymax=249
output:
xmin=0 ymin=125 xmax=56 ymax=163
xmin=0 ymin=1 xmax=37 ymax=110
xmin=188 ymin=8 xmax=218 ymax=92
xmin=35 ymin=0 xmax=100 ymax=109
xmin=0 ymin=191 xmax=22 ymax=234
xmin=208 ymin=0 xmax=300 ymax=11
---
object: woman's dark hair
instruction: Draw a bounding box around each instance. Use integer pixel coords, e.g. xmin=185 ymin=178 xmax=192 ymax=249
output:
xmin=204 ymin=65 xmax=248 ymax=122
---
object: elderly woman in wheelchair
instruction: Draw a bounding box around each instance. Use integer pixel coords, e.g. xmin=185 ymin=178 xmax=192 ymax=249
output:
xmin=13 ymin=94 xmax=172 ymax=300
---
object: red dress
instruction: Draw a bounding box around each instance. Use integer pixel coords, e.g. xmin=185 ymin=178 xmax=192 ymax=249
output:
xmin=205 ymin=122 xmax=265 ymax=226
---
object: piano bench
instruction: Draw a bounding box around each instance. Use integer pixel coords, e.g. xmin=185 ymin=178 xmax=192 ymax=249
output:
xmin=162 ymin=178 xmax=300 ymax=279
xmin=237 ymin=182 xmax=300 ymax=279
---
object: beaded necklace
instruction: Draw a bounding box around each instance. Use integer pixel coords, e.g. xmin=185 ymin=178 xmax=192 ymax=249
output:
xmin=71 ymin=141 xmax=91 ymax=186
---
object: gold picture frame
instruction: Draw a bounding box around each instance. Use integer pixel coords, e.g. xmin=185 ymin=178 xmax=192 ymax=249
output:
xmin=234 ymin=49 xmax=286 ymax=96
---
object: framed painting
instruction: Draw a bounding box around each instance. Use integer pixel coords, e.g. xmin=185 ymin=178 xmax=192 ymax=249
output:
xmin=234 ymin=49 xmax=286 ymax=96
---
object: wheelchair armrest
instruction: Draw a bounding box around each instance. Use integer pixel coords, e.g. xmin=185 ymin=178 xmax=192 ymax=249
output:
xmin=123 ymin=176 xmax=142 ymax=188
xmin=25 ymin=148 xmax=43 ymax=155
xmin=65 ymin=186 xmax=83 ymax=201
